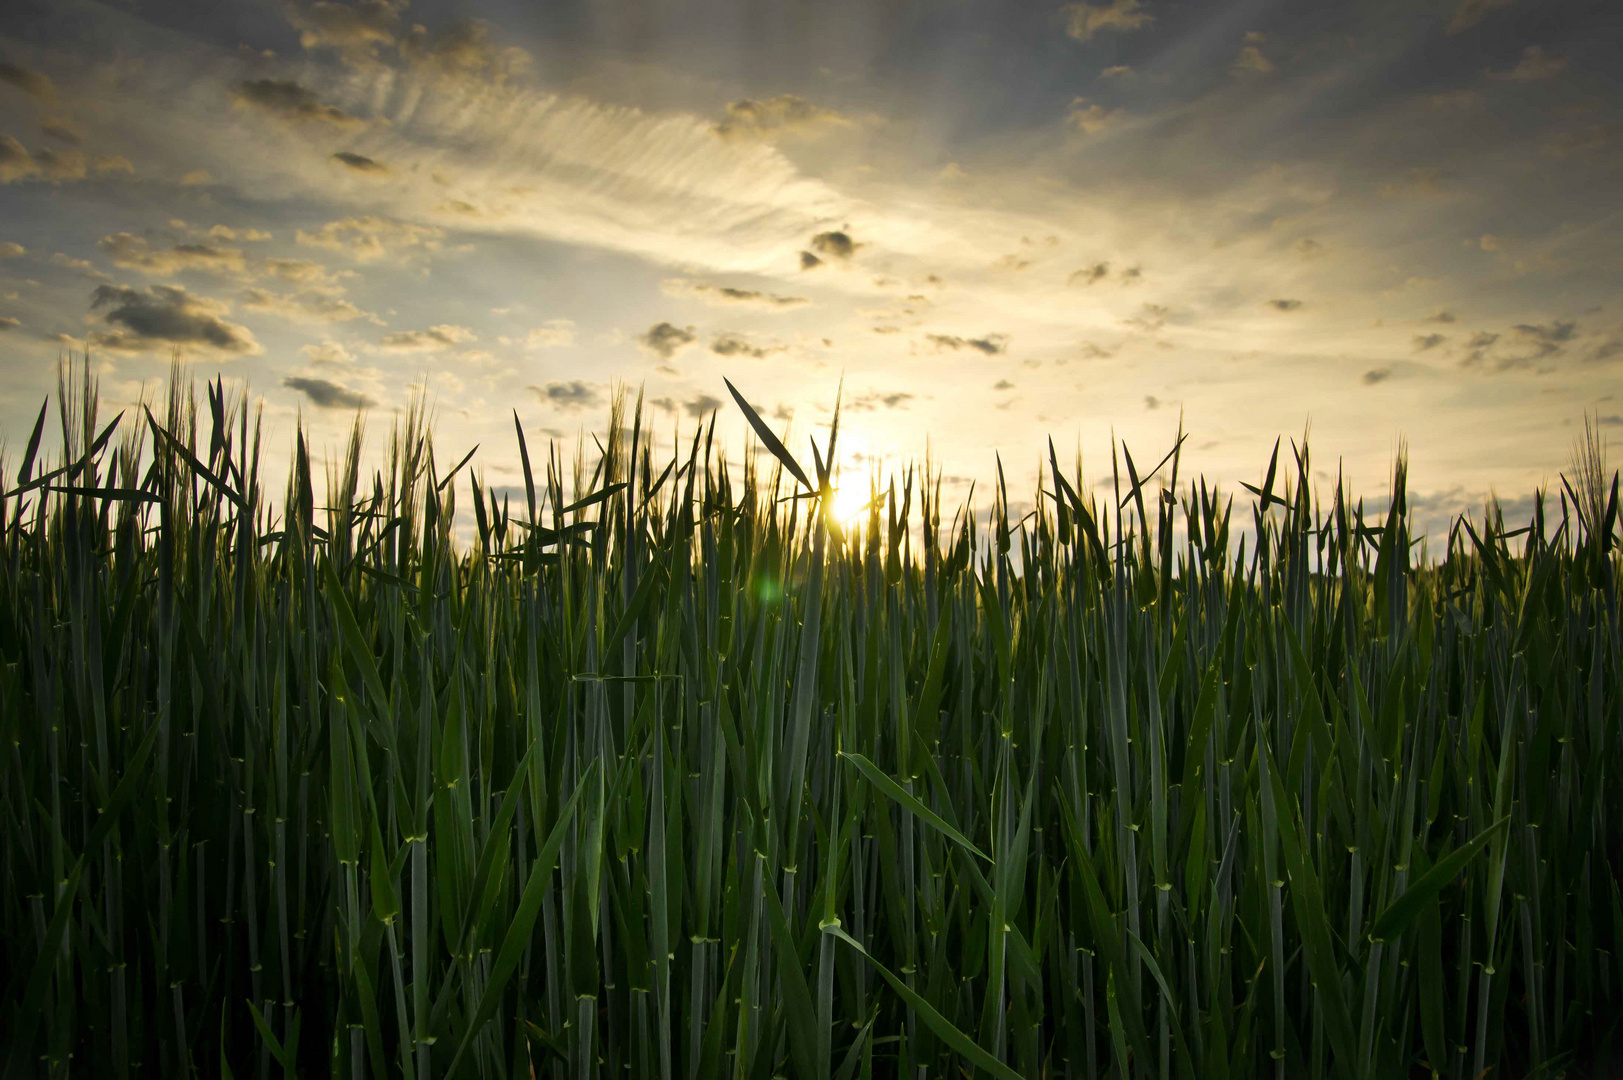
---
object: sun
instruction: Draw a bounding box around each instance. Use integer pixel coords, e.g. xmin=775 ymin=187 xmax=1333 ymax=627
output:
xmin=830 ymin=480 xmax=873 ymax=524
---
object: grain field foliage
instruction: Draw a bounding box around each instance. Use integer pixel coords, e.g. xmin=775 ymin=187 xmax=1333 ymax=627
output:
xmin=2 ymin=367 xmax=1621 ymax=1079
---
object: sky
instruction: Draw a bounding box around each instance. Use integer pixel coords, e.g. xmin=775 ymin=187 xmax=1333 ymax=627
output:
xmin=1 ymin=0 xmax=1620 ymax=540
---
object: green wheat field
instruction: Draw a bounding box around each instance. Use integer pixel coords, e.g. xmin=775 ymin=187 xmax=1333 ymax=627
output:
xmin=2 ymin=365 xmax=1621 ymax=1080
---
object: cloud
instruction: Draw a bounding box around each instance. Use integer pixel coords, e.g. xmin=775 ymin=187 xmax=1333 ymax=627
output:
xmin=331 ymin=151 xmax=390 ymax=174
xmin=846 ymin=391 xmax=915 ymax=411
xmin=1489 ymin=45 xmax=1568 ymax=82
xmin=283 ymin=0 xmax=406 ymax=54
xmin=1231 ymin=43 xmax=1276 ymax=78
xmin=232 ymin=79 xmax=364 ymax=128
xmin=378 ymin=324 xmax=477 ymax=351
xmin=97 ymin=233 xmax=247 ymax=277
xmin=296 ymin=216 xmax=444 ymax=261
xmin=800 ymin=251 xmax=823 ymax=270
xmin=1426 ymin=310 xmax=1457 ymax=323
xmin=0 ymin=61 xmax=56 ymax=99
xmin=1588 ymin=336 xmax=1623 ymax=365
xmin=526 ymin=318 xmax=575 ymax=348
xmin=0 ymin=316 xmax=19 ymax=331
xmin=1062 ymin=0 xmax=1154 ymax=43
xmin=1099 ymin=65 xmax=1135 ymax=79
xmin=1066 ymin=98 xmax=1121 ymax=134
xmin=179 ymin=168 xmax=213 ymax=186
xmin=88 ymin=283 xmax=261 ymax=356
xmin=301 ymin=340 xmax=357 ymax=366
xmin=927 ymin=333 xmax=1008 ymax=355
xmin=0 ymin=241 xmax=23 ymax=258
xmin=1363 ymin=368 xmax=1392 ymax=384
xmin=1069 ymin=262 xmax=1111 ymax=286
xmin=1378 ymin=168 xmax=1453 ymax=200
xmin=810 ymin=230 xmax=858 ymax=261
xmin=1295 ymin=239 xmax=1324 ymax=259
xmin=241 ymin=287 xmax=380 ymax=323
xmin=1078 ymin=341 xmax=1113 ymax=359
xmin=1126 ymin=303 xmax=1169 ymax=331
xmin=261 ymin=257 xmax=344 ymax=289
xmin=530 ymin=380 xmax=602 ymax=410
xmin=637 ymin=321 xmax=697 ymax=360
xmin=710 ymin=332 xmax=784 ymax=359
xmin=1268 ymin=298 xmax=1303 ymax=312
xmin=994 ymin=379 xmax=1016 ymax=390
xmin=0 ymin=137 xmax=31 ymax=183
xmin=662 ymin=278 xmax=809 ymax=309
xmin=284 ymin=376 xmax=375 ymax=409
xmin=1509 ymin=320 xmax=1576 ymax=357
xmin=1477 ymin=233 xmax=1504 ymax=252
xmin=1144 ymin=395 xmax=1160 ymax=410
xmin=40 ymin=117 xmax=82 ymax=145
xmin=714 ymin=95 xmax=852 ymax=140
xmin=399 ymin=20 xmax=530 ymax=83
xmin=1413 ymin=333 xmax=1448 ymax=351
xmin=0 ymin=137 xmax=129 ymax=183
xmin=679 ymin=393 xmax=724 ymax=418
xmin=1460 ymin=322 xmax=1577 ymax=371
xmin=51 ymin=252 xmax=105 ymax=279
xmin=1447 ymin=0 xmax=1515 ymax=33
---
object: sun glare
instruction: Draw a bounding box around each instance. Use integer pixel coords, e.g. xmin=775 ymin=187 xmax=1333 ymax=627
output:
xmin=830 ymin=481 xmax=873 ymax=523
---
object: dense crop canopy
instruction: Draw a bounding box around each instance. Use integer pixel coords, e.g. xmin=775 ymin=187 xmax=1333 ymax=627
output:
xmin=2 ymin=366 xmax=1621 ymax=1079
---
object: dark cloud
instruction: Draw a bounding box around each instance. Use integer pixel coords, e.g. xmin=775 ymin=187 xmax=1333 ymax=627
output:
xmin=710 ymin=332 xmax=783 ymax=359
xmin=799 ymin=251 xmax=823 ymax=270
xmin=0 ymin=62 xmax=55 ymax=99
xmin=1079 ymin=341 xmax=1114 ymax=359
xmin=331 ymin=151 xmax=389 ymax=174
xmin=1460 ymin=322 xmax=1577 ymax=371
xmin=928 ymin=332 xmax=1007 ymax=355
xmin=1489 ymin=45 xmax=1567 ymax=82
xmin=1447 ymin=0 xmax=1515 ymax=34
xmin=810 ymin=231 xmax=858 ymax=261
xmin=232 ymin=79 xmax=363 ymax=128
xmin=1413 ymin=333 xmax=1448 ymax=352
xmin=378 ymin=324 xmax=476 ymax=351
xmin=530 ymin=381 xmax=602 ymax=410
xmin=0 ymin=316 xmax=20 ymax=331
xmin=399 ymin=20 xmax=528 ymax=82
xmin=1068 ymin=262 xmax=1110 ymax=286
xmin=637 ymin=321 xmax=696 ymax=360
xmin=846 ymin=392 xmax=915 ymax=411
xmin=88 ymin=283 xmax=260 ymax=355
xmin=682 ymin=393 xmax=723 ymax=418
xmin=1268 ymin=298 xmax=1303 ymax=312
xmin=1125 ymin=304 xmax=1170 ymax=332
xmin=0 ymin=135 xmax=33 ymax=182
xmin=39 ymin=117 xmax=82 ymax=145
xmin=714 ymin=96 xmax=851 ymax=140
xmin=994 ymin=379 xmax=1015 ymax=390
xmin=1363 ymin=368 xmax=1392 ymax=385
xmin=284 ymin=376 xmax=374 ymax=409
xmin=1144 ymin=395 xmax=1160 ymax=410
xmin=1062 ymin=0 xmax=1154 ymax=42
xmin=98 ymin=233 xmax=246 ymax=277
xmin=1510 ymin=320 xmax=1576 ymax=355
xmin=1589 ymin=336 xmax=1623 ymax=364
xmin=242 ymin=287 xmax=378 ymax=324
xmin=665 ymin=279 xmax=808 ymax=309
xmin=284 ymin=0 xmax=405 ymax=53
